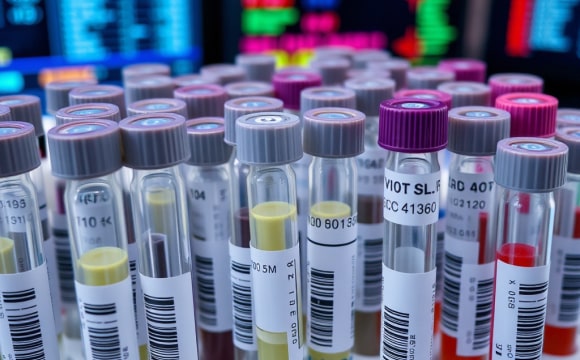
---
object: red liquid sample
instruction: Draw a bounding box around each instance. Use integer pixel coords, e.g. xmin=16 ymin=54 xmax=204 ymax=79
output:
xmin=234 ymin=207 xmax=251 ymax=248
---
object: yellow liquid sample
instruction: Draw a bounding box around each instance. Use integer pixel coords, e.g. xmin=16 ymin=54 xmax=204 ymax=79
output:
xmin=77 ymin=246 xmax=128 ymax=286
xmin=0 ymin=237 xmax=16 ymax=274
xmin=308 ymin=201 xmax=352 ymax=360
xmin=251 ymin=201 xmax=302 ymax=360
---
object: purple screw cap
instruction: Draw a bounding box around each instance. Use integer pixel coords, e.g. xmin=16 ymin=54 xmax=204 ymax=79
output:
xmin=0 ymin=95 xmax=43 ymax=136
xmin=55 ymin=103 xmax=121 ymax=126
xmin=225 ymin=81 xmax=274 ymax=99
xmin=235 ymin=53 xmax=276 ymax=82
xmin=556 ymin=127 xmax=580 ymax=174
xmin=45 ymin=79 xmax=98 ymax=115
xmin=0 ymin=122 xmax=40 ymax=177
xmin=224 ymin=96 xmax=284 ymax=145
xmin=378 ymin=98 xmax=448 ymax=153
xmin=495 ymin=92 xmax=557 ymax=138
xmin=124 ymin=75 xmax=175 ymax=104
xmin=556 ymin=108 xmax=580 ymax=128
xmin=393 ymin=89 xmax=452 ymax=110
xmin=173 ymin=84 xmax=227 ymax=119
xmin=406 ymin=66 xmax=455 ymax=90
xmin=488 ymin=73 xmax=543 ymax=104
xmin=69 ymin=85 xmax=127 ymax=118
xmin=127 ymin=98 xmax=188 ymax=118
xmin=200 ymin=64 xmax=247 ymax=85
xmin=272 ymin=70 xmax=322 ymax=111
xmin=437 ymin=58 xmax=486 ymax=82
xmin=437 ymin=81 xmax=490 ymax=108
xmin=185 ymin=117 xmax=233 ymax=166
xmin=173 ymin=74 xmax=220 ymax=87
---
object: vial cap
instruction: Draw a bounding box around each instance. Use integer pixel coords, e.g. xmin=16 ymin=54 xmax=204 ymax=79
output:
xmin=346 ymin=69 xmax=391 ymax=80
xmin=174 ymin=84 xmax=227 ymax=119
xmin=312 ymin=45 xmax=354 ymax=62
xmin=235 ymin=53 xmax=276 ymax=82
xmin=0 ymin=95 xmax=43 ymax=136
xmin=344 ymin=78 xmax=395 ymax=116
xmin=309 ymin=58 xmax=350 ymax=86
xmin=437 ymin=58 xmax=486 ymax=82
xmin=224 ymin=96 xmax=284 ymax=145
xmin=45 ymin=79 xmax=98 ymax=115
xmin=124 ymin=75 xmax=175 ymax=104
xmin=378 ymin=98 xmax=448 ymax=153
xmin=0 ymin=122 xmax=40 ymax=177
xmin=272 ymin=70 xmax=322 ymax=111
xmin=495 ymin=92 xmax=558 ymax=138
xmin=394 ymin=89 xmax=452 ymax=110
xmin=225 ymin=81 xmax=274 ymax=99
xmin=48 ymin=120 xmax=121 ymax=179
xmin=185 ymin=118 xmax=233 ymax=166
xmin=200 ymin=64 xmax=247 ymax=85
xmin=555 ymin=127 xmax=580 ymax=174
xmin=119 ymin=113 xmax=189 ymax=169
xmin=406 ymin=66 xmax=455 ymax=90
xmin=495 ymin=137 xmax=568 ymax=192
xmin=122 ymin=63 xmax=171 ymax=82
xmin=55 ymin=103 xmax=121 ymax=126
xmin=127 ymin=98 xmax=188 ymax=118
xmin=352 ymin=49 xmax=391 ymax=69
xmin=367 ymin=58 xmax=410 ymax=90
xmin=0 ymin=105 xmax=10 ymax=121
xmin=69 ymin=85 xmax=127 ymax=118
xmin=303 ymin=107 xmax=365 ymax=158
xmin=448 ymin=106 xmax=511 ymax=155
xmin=235 ymin=112 xmax=302 ymax=165
xmin=437 ymin=81 xmax=491 ymax=108
xmin=300 ymin=87 xmax=356 ymax=113
xmin=488 ymin=73 xmax=543 ymax=103
xmin=173 ymin=73 xmax=220 ymax=87
xmin=556 ymin=108 xmax=580 ymax=128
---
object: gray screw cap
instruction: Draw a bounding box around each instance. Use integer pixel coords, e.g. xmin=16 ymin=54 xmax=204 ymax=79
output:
xmin=224 ymin=96 xmax=284 ymax=145
xmin=344 ymin=78 xmax=395 ymax=116
xmin=406 ymin=66 xmax=455 ymax=90
xmin=235 ymin=53 xmax=276 ymax=82
xmin=300 ymin=87 xmax=356 ymax=114
xmin=124 ymin=75 xmax=175 ymax=104
xmin=127 ymin=98 xmax=188 ymax=118
xmin=448 ymin=106 xmax=510 ymax=155
xmin=310 ymin=58 xmax=350 ymax=86
xmin=55 ymin=103 xmax=121 ymax=126
xmin=225 ymin=81 xmax=274 ymax=99
xmin=174 ymin=84 xmax=227 ymax=119
xmin=437 ymin=81 xmax=491 ymax=108
xmin=366 ymin=58 xmax=411 ymax=90
xmin=200 ymin=64 xmax=247 ymax=85
xmin=185 ymin=118 xmax=233 ymax=166
xmin=45 ymin=79 xmax=98 ymax=115
xmin=173 ymin=73 xmax=220 ymax=87
xmin=0 ymin=106 xmax=10 ymax=122
xmin=122 ymin=63 xmax=171 ymax=82
xmin=0 ymin=95 xmax=43 ymax=136
xmin=556 ymin=108 xmax=580 ymax=128
xmin=69 ymin=85 xmax=127 ymax=118
xmin=0 ymin=122 xmax=40 ymax=177
xmin=555 ymin=127 xmax=580 ymax=174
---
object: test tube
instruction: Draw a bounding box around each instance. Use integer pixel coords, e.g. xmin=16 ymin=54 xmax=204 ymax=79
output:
xmin=366 ymin=58 xmax=411 ymax=90
xmin=0 ymin=121 xmax=59 ymax=359
xmin=544 ymin=127 xmax=580 ymax=356
xmin=235 ymin=111 xmax=304 ymax=360
xmin=490 ymin=137 xmax=568 ymax=360
xmin=344 ymin=78 xmax=395 ymax=357
xmin=200 ymin=64 xmax=247 ymax=85
xmin=235 ymin=54 xmax=276 ymax=83
xmin=45 ymin=79 xmax=99 ymax=115
xmin=436 ymin=82 xmax=491 ymax=108
xmin=225 ymin=81 xmax=275 ymax=99
xmin=378 ymin=98 xmax=448 ymax=359
xmin=174 ymin=84 xmax=228 ymax=119
xmin=488 ymin=73 xmax=543 ymax=105
xmin=68 ymin=85 xmax=127 ymax=118
xmin=303 ymin=107 xmax=365 ymax=360
xmin=122 ymin=62 xmax=171 ymax=83
xmin=440 ymin=106 xmax=510 ymax=360
xmin=183 ymin=117 xmax=235 ymax=359
xmin=48 ymin=120 xmax=140 ymax=359
xmin=393 ymin=89 xmax=453 ymax=110
xmin=494 ymin=92 xmax=557 ymax=138
xmin=406 ymin=66 xmax=456 ymax=90
xmin=124 ymin=75 xmax=175 ymax=105
xmin=224 ymin=96 xmax=284 ymax=360
xmin=437 ymin=59 xmax=486 ymax=83
xmin=127 ymin=98 xmax=188 ymax=117
xmin=556 ymin=108 xmax=580 ymax=128
xmin=120 ymin=112 xmax=199 ymax=359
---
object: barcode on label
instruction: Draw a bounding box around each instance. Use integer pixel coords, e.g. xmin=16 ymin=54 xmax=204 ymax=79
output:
xmin=472 ymin=278 xmax=493 ymax=351
xmin=363 ymin=238 xmax=382 ymax=306
xmin=382 ymin=305 xmax=409 ymax=360
xmin=195 ymin=255 xmax=217 ymax=326
xmin=84 ymin=303 xmax=122 ymax=359
xmin=515 ymin=281 xmax=548 ymax=359
xmin=54 ymin=229 xmax=76 ymax=303
xmin=309 ymin=268 xmax=334 ymax=347
xmin=129 ymin=260 xmax=138 ymax=328
xmin=558 ymin=254 xmax=580 ymax=323
xmin=3 ymin=288 xmax=45 ymax=360
xmin=442 ymin=251 xmax=461 ymax=333
xmin=231 ymin=260 xmax=254 ymax=345
xmin=144 ymin=294 xmax=179 ymax=359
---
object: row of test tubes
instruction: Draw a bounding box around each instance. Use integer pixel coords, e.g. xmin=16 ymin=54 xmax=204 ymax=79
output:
xmin=0 ymin=46 xmax=578 ymax=360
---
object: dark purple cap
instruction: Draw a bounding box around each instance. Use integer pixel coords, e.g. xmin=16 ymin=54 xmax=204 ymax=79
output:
xmin=309 ymin=58 xmax=350 ymax=86
xmin=127 ymin=98 xmax=188 ymax=118
xmin=272 ymin=70 xmax=322 ymax=111
xmin=495 ymin=92 xmax=557 ymax=138
xmin=122 ymin=63 xmax=171 ymax=82
xmin=69 ymin=85 xmax=127 ymax=118
xmin=378 ymin=99 xmax=448 ymax=153
xmin=174 ymin=84 xmax=227 ymax=119
xmin=225 ymin=81 xmax=274 ymax=99
xmin=200 ymin=64 xmax=247 ymax=85
xmin=344 ymin=78 xmax=395 ymax=116
xmin=488 ymin=73 xmax=543 ymax=104
xmin=300 ymin=87 xmax=356 ymax=114
xmin=556 ymin=127 xmax=580 ymax=174
xmin=235 ymin=53 xmax=276 ymax=82
xmin=448 ymin=106 xmax=510 ymax=155
xmin=0 ymin=106 xmax=10 ymax=122
xmin=55 ymin=103 xmax=121 ymax=126
xmin=346 ymin=68 xmax=391 ymax=80
xmin=366 ymin=58 xmax=410 ymax=90
xmin=119 ymin=113 xmax=189 ymax=169
xmin=45 ymin=79 xmax=98 ymax=115
xmin=124 ymin=75 xmax=175 ymax=104
xmin=173 ymin=73 xmax=220 ymax=87
xmin=0 ymin=122 xmax=40 ymax=177
xmin=352 ymin=49 xmax=391 ymax=69
xmin=437 ymin=58 xmax=486 ymax=82
xmin=48 ymin=120 xmax=121 ymax=179
xmin=406 ymin=66 xmax=455 ymax=90
xmin=393 ymin=89 xmax=452 ymax=110
xmin=437 ymin=81 xmax=491 ymax=108
xmin=0 ymin=95 xmax=43 ymax=136
xmin=495 ymin=137 xmax=568 ymax=192
xmin=303 ymin=107 xmax=365 ymax=158
xmin=224 ymin=96 xmax=284 ymax=145
xmin=185 ymin=118 xmax=233 ymax=166
xmin=556 ymin=108 xmax=580 ymax=128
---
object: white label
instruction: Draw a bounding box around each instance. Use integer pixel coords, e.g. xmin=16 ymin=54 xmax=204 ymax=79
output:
xmin=43 ymin=236 xmax=64 ymax=335
xmin=140 ymin=272 xmax=199 ymax=359
xmin=192 ymin=239 xmax=233 ymax=332
xmin=383 ymin=169 xmax=441 ymax=226
xmin=547 ymin=235 xmax=580 ymax=327
xmin=491 ymin=261 xmax=549 ymax=360
xmin=0 ymin=196 xmax=34 ymax=233
xmin=0 ymin=263 xmax=60 ymax=359
xmin=357 ymin=148 xmax=385 ymax=196
xmin=356 ymin=223 xmax=383 ymax=312
xmin=128 ymin=242 xmax=147 ymax=347
xmin=76 ymin=276 xmax=139 ymax=359
xmin=229 ymin=243 xmax=256 ymax=351
xmin=187 ymin=179 xmax=231 ymax=244
xmin=381 ymin=265 xmax=436 ymax=360
xmin=251 ymin=245 xmax=302 ymax=357
xmin=307 ymin=216 xmax=357 ymax=353
xmin=72 ymin=190 xmax=117 ymax=251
